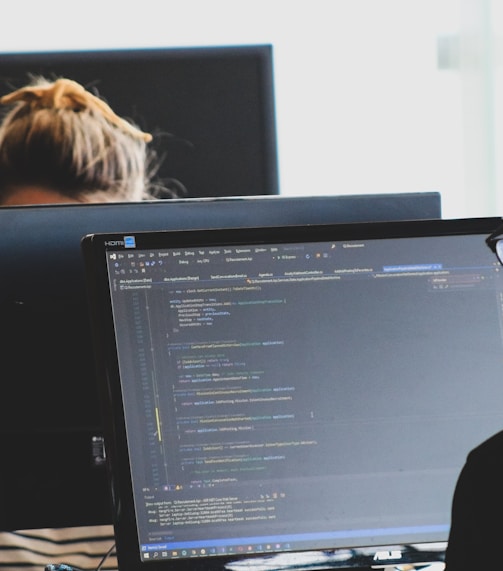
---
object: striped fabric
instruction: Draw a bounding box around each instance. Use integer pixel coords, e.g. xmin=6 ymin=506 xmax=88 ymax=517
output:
xmin=0 ymin=525 xmax=117 ymax=571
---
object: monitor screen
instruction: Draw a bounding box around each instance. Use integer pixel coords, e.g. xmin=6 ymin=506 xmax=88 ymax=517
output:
xmin=0 ymin=193 xmax=440 ymax=532
xmin=82 ymin=216 xmax=503 ymax=571
xmin=0 ymin=45 xmax=278 ymax=198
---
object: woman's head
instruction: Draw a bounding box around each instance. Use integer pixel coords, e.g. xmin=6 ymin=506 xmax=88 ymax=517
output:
xmin=0 ymin=77 xmax=159 ymax=204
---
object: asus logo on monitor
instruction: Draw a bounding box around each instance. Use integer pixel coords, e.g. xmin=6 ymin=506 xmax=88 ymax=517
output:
xmin=373 ymin=549 xmax=402 ymax=562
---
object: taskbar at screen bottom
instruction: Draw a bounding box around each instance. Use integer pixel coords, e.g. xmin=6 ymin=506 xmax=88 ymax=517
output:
xmin=141 ymin=523 xmax=447 ymax=555
xmin=140 ymin=527 xmax=447 ymax=567
xmin=140 ymin=546 xmax=446 ymax=569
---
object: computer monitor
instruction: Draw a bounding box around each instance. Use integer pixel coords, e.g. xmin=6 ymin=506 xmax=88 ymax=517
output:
xmin=0 ymin=193 xmax=441 ymax=531
xmin=82 ymin=216 xmax=503 ymax=571
xmin=0 ymin=45 xmax=278 ymax=198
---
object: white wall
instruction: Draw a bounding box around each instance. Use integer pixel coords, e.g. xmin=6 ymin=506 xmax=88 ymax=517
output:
xmin=1 ymin=0 xmax=501 ymax=219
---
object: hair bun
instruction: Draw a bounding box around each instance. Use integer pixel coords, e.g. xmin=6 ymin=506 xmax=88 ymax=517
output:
xmin=0 ymin=78 xmax=152 ymax=142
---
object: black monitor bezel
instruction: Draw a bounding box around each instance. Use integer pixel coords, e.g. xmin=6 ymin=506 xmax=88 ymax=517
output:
xmin=82 ymin=216 xmax=501 ymax=571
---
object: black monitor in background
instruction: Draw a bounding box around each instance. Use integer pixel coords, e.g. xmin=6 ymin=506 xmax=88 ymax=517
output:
xmin=81 ymin=216 xmax=503 ymax=571
xmin=0 ymin=45 xmax=278 ymax=199
xmin=0 ymin=193 xmax=441 ymax=531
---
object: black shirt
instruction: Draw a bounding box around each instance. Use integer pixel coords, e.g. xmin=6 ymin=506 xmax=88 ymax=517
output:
xmin=445 ymin=430 xmax=503 ymax=570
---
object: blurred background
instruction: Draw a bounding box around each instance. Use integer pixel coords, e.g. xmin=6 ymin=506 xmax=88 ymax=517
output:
xmin=1 ymin=0 xmax=502 ymax=219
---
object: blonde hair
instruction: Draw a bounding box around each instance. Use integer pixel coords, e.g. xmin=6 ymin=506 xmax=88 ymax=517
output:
xmin=0 ymin=77 xmax=160 ymax=203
